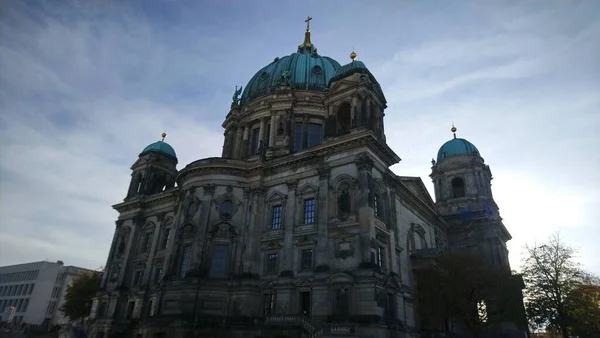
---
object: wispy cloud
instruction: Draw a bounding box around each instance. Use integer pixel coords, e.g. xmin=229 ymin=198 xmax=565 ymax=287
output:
xmin=0 ymin=0 xmax=598 ymax=275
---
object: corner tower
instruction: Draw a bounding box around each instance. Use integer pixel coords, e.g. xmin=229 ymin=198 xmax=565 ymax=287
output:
xmin=125 ymin=133 xmax=178 ymax=200
xmin=430 ymin=126 xmax=511 ymax=269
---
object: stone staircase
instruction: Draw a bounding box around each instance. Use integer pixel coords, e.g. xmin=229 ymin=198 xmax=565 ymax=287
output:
xmin=265 ymin=315 xmax=356 ymax=338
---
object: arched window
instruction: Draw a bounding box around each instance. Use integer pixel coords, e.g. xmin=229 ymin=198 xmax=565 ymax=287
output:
xmin=451 ymin=177 xmax=465 ymax=198
xmin=337 ymin=102 xmax=352 ymax=135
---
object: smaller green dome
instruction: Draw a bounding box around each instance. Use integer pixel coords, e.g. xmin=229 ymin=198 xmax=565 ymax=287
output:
xmin=437 ymin=137 xmax=480 ymax=161
xmin=141 ymin=141 xmax=177 ymax=159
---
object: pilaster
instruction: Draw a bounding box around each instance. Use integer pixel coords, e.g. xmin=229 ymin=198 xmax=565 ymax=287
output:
xmin=281 ymin=180 xmax=296 ymax=272
xmin=315 ymin=167 xmax=330 ymax=268
xmin=355 ymin=154 xmax=374 ymax=264
xmin=269 ymin=112 xmax=277 ymax=147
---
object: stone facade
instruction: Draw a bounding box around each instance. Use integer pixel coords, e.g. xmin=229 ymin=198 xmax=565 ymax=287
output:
xmin=88 ymin=26 xmax=525 ymax=338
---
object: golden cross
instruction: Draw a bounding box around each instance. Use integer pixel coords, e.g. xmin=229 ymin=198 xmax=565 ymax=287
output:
xmin=305 ymin=16 xmax=312 ymax=31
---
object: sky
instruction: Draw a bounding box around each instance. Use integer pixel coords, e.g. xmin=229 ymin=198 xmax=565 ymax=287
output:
xmin=0 ymin=0 xmax=598 ymax=275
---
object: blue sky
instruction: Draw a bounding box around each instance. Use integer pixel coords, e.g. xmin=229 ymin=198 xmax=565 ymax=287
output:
xmin=1 ymin=0 xmax=598 ymax=275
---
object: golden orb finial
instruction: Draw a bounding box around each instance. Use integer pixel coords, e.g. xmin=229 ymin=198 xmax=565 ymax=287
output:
xmin=161 ymin=132 xmax=167 ymax=141
xmin=350 ymin=50 xmax=357 ymax=61
xmin=451 ymin=124 xmax=457 ymax=139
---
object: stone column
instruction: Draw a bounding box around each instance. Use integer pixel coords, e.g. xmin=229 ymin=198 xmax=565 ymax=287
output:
xmin=246 ymin=188 xmax=266 ymax=275
xmin=351 ymin=95 xmax=358 ymax=128
xmin=193 ymin=185 xmax=214 ymax=272
xmin=258 ymin=118 xmax=266 ymax=145
xmin=241 ymin=125 xmax=249 ymax=158
xmin=101 ymin=221 xmax=122 ymax=288
xmin=281 ymin=181 xmax=296 ymax=272
xmin=315 ymin=167 xmax=330 ymax=268
xmin=366 ymin=97 xmax=372 ymax=130
xmin=355 ymin=154 xmax=374 ymax=264
xmin=302 ymin=114 xmax=308 ymax=149
xmin=142 ymin=218 xmax=163 ymax=285
xmin=234 ymin=127 xmax=243 ymax=159
xmin=269 ymin=112 xmax=277 ymax=147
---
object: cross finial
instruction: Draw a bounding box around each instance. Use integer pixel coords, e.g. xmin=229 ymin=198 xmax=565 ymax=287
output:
xmin=305 ymin=16 xmax=312 ymax=31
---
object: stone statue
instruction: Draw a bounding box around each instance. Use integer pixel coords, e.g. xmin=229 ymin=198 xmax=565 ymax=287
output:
xmin=257 ymin=140 xmax=267 ymax=160
xmin=338 ymin=189 xmax=351 ymax=214
xmin=231 ymin=86 xmax=243 ymax=108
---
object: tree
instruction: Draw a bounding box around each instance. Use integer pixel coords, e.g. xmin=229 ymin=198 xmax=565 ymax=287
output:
xmin=414 ymin=251 xmax=524 ymax=337
xmin=521 ymin=233 xmax=589 ymax=338
xmin=564 ymin=275 xmax=600 ymax=337
xmin=60 ymin=270 xmax=103 ymax=322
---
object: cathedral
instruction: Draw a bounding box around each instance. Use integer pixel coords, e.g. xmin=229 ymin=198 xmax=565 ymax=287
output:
xmin=89 ymin=18 xmax=527 ymax=338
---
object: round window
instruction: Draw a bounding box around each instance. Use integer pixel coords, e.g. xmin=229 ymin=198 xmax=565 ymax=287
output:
xmin=260 ymin=72 xmax=269 ymax=81
xmin=219 ymin=200 xmax=234 ymax=219
xmin=312 ymin=65 xmax=322 ymax=74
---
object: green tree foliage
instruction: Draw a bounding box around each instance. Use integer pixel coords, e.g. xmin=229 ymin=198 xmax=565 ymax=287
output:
xmin=59 ymin=270 xmax=102 ymax=321
xmin=565 ymin=275 xmax=600 ymax=337
xmin=414 ymin=251 xmax=524 ymax=336
xmin=522 ymin=233 xmax=598 ymax=337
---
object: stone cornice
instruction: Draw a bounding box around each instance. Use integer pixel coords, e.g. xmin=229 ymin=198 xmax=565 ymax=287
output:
xmin=112 ymin=188 xmax=179 ymax=214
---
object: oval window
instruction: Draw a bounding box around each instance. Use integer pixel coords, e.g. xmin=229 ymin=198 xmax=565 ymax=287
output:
xmin=312 ymin=65 xmax=322 ymax=74
xmin=219 ymin=200 xmax=234 ymax=219
xmin=260 ymin=72 xmax=269 ymax=81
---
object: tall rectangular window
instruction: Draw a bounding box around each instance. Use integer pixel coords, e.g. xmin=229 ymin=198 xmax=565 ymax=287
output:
xmin=294 ymin=122 xmax=303 ymax=151
xmin=180 ymin=245 xmax=193 ymax=278
xmin=304 ymin=198 xmax=315 ymax=224
xmin=28 ymin=284 xmax=34 ymax=295
xmin=153 ymin=268 xmax=163 ymax=284
xmin=301 ymin=249 xmax=313 ymax=270
xmin=271 ymin=205 xmax=282 ymax=230
xmin=376 ymin=246 xmax=385 ymax=268
xmin=266 ymin=253 xmax=278 ymax=274
xmin=307 ymin=123 xmax=322 ymax=147
xmin=22 ymin=299 xmax=29 ymax=313
xmin=263 ymin=293 xmax=274 ymax=316
xmin=209 ymin=245 xmax=230 ymax=278
xmin=265 ymin=123 xmax=271 ymax=147
xmin=142 ymin=232 xmax=153 ymax=252
xmin=373 ymin=195 xmax=380 ymax=217
xmin=133 ymin=271 xmax=143 ymax=286
xmin=251 ymin=128 xmax=260 ymax=154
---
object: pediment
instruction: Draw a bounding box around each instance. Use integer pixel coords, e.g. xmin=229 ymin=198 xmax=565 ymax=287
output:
xmin=295 ymin=235 xmax=317 ymax=247
xmin=142 ymin=221 xmax=156 ymax=230
xmin=398 ymin=176 xmax=435 ymax=209
xmin=261 ymin=240 xmax=283 ymax=251
xmin=161 ymin=216 xmax=173 ymax=227
xmin=297 ymin=183 xmax=318 ymax=196
xmin=326 ymin=273 xmax=354 ymax=284
xmin=266 ymin=190 xmax=287 ymax=203
xmin=332 ymin=231 xmax=354 ymax=242
xmin=295 ymin=278 xmax=311 ymax=287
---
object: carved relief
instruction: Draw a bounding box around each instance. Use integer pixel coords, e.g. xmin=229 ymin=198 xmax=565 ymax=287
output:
xmin=355 ymin=153 xmax=374 ymax=172
xmin=333 ymin=232 xmax=355 ymax=259
xmin=209 ymin=222 xmax=238 ymax=240
xmin=109 ymin=265 xmax=121 ymax=283
xmin=261 ymin=240 xmax=283 ymax=251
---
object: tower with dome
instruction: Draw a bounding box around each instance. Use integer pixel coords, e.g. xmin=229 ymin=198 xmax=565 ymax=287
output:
xmin=89 ymin=19 xmax=527 ymax=338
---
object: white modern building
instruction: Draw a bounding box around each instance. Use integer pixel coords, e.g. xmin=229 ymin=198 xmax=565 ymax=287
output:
xmin=0 ymin=260 xmax=94 ymax=326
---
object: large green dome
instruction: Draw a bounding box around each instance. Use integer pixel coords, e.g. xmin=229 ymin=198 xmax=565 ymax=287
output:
xmin=240 ymin=28 xmax=341 ymax=104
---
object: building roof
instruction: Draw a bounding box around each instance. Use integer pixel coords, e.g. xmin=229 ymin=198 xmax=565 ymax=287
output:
xmin=239 ymin=23 xmax=341 ymax=104
xmin=141 ymin=141 xmax=177 ymax=159
xmin=437 ymin=137 xmax=480 ymax=162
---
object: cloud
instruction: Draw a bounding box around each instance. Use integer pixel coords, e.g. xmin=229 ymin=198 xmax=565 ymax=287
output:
xmin=0 ymin=1 xmax=224 ymax=268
